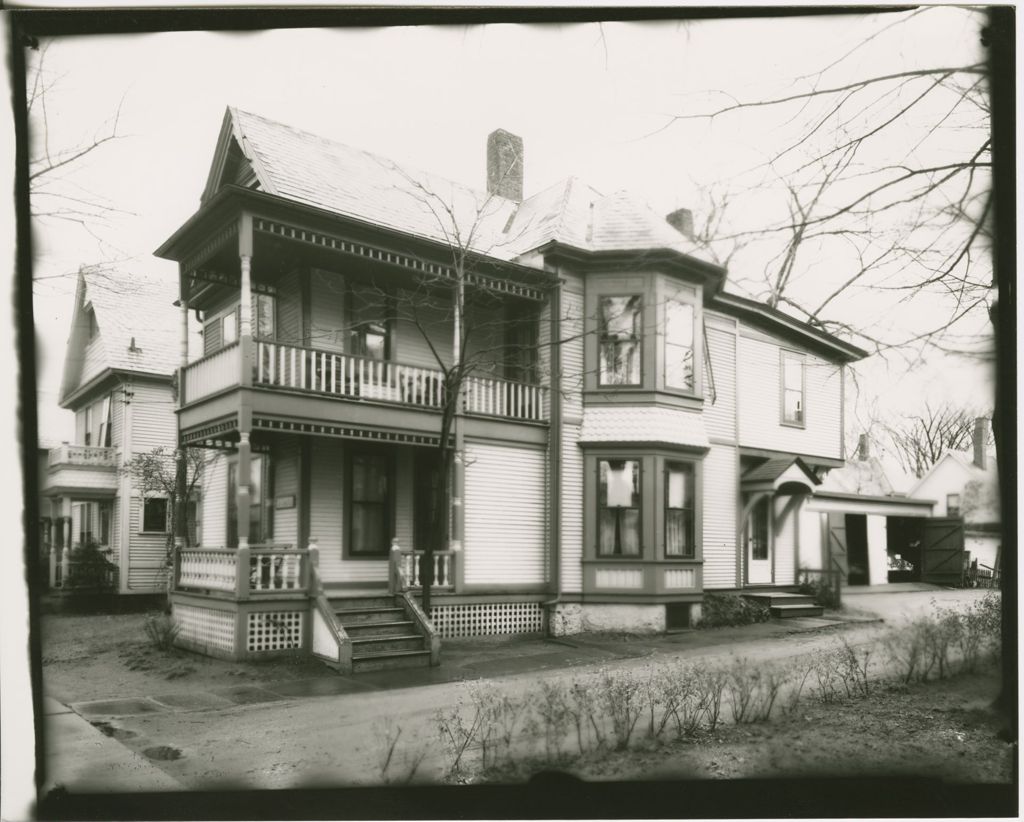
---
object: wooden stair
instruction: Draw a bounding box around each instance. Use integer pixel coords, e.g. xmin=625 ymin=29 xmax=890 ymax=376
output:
xmin=328 ymin=593 xmax=432 ymax=673
xmin=743 ymin=590 xmax=824 ymax=619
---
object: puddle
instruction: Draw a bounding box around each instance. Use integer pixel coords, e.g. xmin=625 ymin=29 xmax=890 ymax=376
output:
xmin=89 ymin=720 xmax=138 ymax=741
xmin=142 ymin=745 xmax=183 ymax=761
xmin=74 ymin=698 xmax=165 ymax=717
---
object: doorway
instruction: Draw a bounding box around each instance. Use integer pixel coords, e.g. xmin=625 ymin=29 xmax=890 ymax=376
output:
xmin=746 ymin=495 xmax=772 ymax=584
xmin=845 ymin=514 xmax=869 ymax=586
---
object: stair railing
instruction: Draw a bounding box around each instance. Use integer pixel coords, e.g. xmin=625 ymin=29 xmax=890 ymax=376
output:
xmin=307 ymin=537 xmax=353 ymax=672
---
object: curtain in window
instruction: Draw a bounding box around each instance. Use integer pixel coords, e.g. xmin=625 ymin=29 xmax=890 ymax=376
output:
xmin=665 ymin=463 xmax=694 ymax=557
xmin=599 ymin=460 xmax=641 ymax=556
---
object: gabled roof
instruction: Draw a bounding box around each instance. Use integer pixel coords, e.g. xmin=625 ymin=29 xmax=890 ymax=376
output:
xmin=820 ymin=455 xmax=898 ymax=497
xmin=58 ymin=267 xmax=198 ymax=405
xmin=201 ymin=107 xmax=715 ymax=266
xmin=742 ymin=456 xmax=821 ymax=488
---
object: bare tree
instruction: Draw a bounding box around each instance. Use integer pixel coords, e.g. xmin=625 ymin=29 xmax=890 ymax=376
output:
xmin=883 ymin=403 xmax=981 ymax=479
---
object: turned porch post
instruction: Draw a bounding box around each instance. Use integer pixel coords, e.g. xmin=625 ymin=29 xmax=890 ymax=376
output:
xmin=175 ymin=289 xmax=190 ymax=552
xmin=236 ymin=213 xmax=254 ymax=550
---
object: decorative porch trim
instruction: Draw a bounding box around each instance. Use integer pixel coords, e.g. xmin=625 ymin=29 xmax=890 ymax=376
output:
xmin=188 ymin=268 xmax=279 ymax=295
xmin=182 ymin=220 xmax=238 ymax=276
xmin=181 ymin=416 xmax=239 ymax=444
xmin=253 ymin=217 xmax=545 ymax=301
xmin=252 ymin=416 xmax=444 ymax=447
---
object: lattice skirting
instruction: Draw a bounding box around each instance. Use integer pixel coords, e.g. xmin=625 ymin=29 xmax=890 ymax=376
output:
xmin=429 ymin=602 xmax=544 ymax=638
xmin=247 ymin=611 xmax=304 ymax=652
xmin=175 ymin=604 xmax=235 ymax=654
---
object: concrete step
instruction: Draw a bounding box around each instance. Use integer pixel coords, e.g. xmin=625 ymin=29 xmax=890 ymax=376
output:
xmin=745 ymin=591 xmax=817 ymax=608
xmin=343 ymin=620 xmax=417 ymax=638
xmin=335 ymin=607 xmax=407 ymax=626
xmin=329 ymin=595 xmax=395 ymax=610
xmin=770 ymin=603 xmax=825 ymax=619
xmin=352 ymin=649 xmax=432 ymax=673
xmin=351 ymin=635 xmax=425 ymax=655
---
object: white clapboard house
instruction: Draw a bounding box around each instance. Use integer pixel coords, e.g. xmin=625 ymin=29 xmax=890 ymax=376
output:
xmin=155 ymin=108 xmax=867 ymax=671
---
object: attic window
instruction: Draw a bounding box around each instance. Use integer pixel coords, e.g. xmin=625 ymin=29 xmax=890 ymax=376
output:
xmin=86 ymin=307 xmax=98 ymax=341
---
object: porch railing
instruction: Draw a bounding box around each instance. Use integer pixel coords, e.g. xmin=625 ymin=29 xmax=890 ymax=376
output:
xmin=175 ymin=544 xmax=311 ymax=597
xmin=48 ymin=444 xmax=118 ymax=469
xmin=463 ymin=374 xmax=547 ymax=422
xmin=183 ymin=341 xmax=241 ymax=403
xmin=389 ymin=541 xmax=456 ymax=592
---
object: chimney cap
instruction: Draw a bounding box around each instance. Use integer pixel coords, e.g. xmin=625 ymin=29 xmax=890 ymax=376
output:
xmin=486 ymin=129 xmax=524 ymax=202
xmin=666 ymin=208 xmax=694 ymax=240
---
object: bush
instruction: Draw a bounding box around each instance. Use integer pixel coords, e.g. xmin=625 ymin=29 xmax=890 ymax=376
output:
xmin=698 ymin=594 xmax=771 ymax=628
xmin=65 ymin=540 xmax=118 ymax=592
xmin=143 ymin=612 xmax=180 ymax=651
xmin=797 ymin=573 xmax=840 ymax=610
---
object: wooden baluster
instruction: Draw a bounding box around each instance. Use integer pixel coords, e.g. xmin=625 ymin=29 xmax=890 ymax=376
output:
xmin=434 ymin=554 xmax=441 ymax=587
xmin=331 ymin=355 xmax=337 ymax=394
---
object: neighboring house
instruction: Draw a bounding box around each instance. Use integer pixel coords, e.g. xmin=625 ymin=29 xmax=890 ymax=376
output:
xmin=154 ymin=107 xmax=867 ymax=669
xmin=910 ymin=418 xmax=1001 ymax=577
xmin=42 ymin=268 xmax=200 ymax=594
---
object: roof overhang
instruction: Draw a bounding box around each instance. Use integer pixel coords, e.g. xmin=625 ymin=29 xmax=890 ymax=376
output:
xmin=155 ymin=185 xmax=558 ymax=293
xmin=711 ymin=292 xmax=869 ymax=363
xmin=534 ymin=240 xmax=727 ymax=295
xmin=742 ymin=456 xmax=821 ymax=496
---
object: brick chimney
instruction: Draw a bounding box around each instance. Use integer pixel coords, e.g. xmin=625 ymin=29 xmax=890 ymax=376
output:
xmin=857 ymin=433 xmax=870 ymax=461
xmin=486 ymin=129 xmax=523 ymax=201
xmin=973 ymin=417 xmax=988 ymax=469
xmin=666 ymin=208 xmax=694 ymax=239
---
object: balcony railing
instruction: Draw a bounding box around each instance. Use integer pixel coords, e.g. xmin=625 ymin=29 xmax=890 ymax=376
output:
xmin=48 ymin=444 xmax=118 ymax=469
xmin=464 ymin=374 xmax=546 ymax=422
xmin=175 ymin=544 xmax=311 ymax=597
xmin=183 ymin=341 xmax=240 ymax=404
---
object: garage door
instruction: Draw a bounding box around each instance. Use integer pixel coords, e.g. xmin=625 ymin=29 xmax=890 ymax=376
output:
xmin=921 ymin=518 xmax=965 ymax=586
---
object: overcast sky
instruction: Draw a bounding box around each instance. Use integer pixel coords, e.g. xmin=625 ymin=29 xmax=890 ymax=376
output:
xmin=28 ymin=10 xmax=992 ymax=452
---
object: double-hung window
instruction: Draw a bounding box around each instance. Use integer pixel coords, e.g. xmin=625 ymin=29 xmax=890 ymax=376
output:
xmin=664 ymin=299 xmax=695 ymax=391
xmin=665 ymin=462 xmax=695 ymax=557
xmin=598 ymin=459 xmax=641 ymax=556
xmin=349 ymin=285 xmax=391 ymax=361
xmin=350 ymin=453 xmax=391 ymax=556
xmin=142 ymin=498 xmax=169 ymax=533
xmin=599 ymin=296 xmax=642 ymax=386
xmin=781 ymin=352 xmax=805 ymax=425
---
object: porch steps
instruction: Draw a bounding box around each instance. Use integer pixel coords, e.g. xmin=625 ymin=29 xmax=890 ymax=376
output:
xmin=329 ymin=594 xmax=432 ymax=673
xmin=743 ymin=591 xmax=824 ymax=619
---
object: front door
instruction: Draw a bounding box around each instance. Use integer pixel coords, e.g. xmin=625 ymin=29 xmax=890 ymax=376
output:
xmin=414 ymin=450 xmax=444 ymax=552
xmin=746 ymin=495 xmax=772 ymax=584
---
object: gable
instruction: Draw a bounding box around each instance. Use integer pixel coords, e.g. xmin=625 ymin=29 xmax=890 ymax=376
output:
xmin=58 ymin=276 xmax=108 ymax=405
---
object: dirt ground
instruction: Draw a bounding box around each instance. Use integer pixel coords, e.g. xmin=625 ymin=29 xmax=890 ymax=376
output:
xmin=40 ymin=612 xmax=327 ymax=704
xmin=557 ymin=670 xmax=1015 ymax=784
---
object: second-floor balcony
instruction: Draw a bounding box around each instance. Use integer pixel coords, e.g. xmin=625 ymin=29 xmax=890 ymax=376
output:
xmin=48 ymin=444 xmax=118 ymax=470
xmin=181 ymin=338 xmax=549 ymax=424
xmin=45 ymin=445 xmax=119 ymax=496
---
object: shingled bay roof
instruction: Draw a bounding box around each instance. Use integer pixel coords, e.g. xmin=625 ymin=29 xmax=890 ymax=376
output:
xmin=214 ymin=107 xmax=714 ymax=265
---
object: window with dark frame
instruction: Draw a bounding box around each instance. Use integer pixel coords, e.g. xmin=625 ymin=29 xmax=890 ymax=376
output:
xmin=599 ymin=296 xmax=642 ymax=386
xmin=748 ymin=496 xmax=770 ymax=560
xmin=350 ymin=453 xmax=392 ymax=556
xmin=782 ymin=352 xmax=805 ymax=425
xmin=665 ymin=462 xmax=695 ymax=557
xmin=142 ymin=498 xmax=169 ymax=533
xmin=664 ymin=299 xmax=695 ymax=391
xmin=349 ymin=285 xmax=391 ymax=361
xmin=598 ymin=459 xmax=641 ymax=556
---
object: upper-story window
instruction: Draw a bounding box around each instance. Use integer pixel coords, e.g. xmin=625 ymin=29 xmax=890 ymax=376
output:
xmin=599 ymin=296 xmax=642 ymax=386
xmin=85 ymin=306 xmax=98 ymax=341
xmin=83 ymin=405 xmax=94 ymax=446
xmin=598 ymin=458 xmax=641 ymax=555
xmin=665 ymin=462 xmax=695 ymax=557
xmin=349 ymin=285 xmax=391 ymax=361
xmin=781 ymin=351 xmax=805 ymax=426
xmin=253 ymin=293 xmax=275 ymax=338
xmin=664 ymin=299 xmax=695 ymax=392
xmin=947 ymin=493 xmax=961 ymax=517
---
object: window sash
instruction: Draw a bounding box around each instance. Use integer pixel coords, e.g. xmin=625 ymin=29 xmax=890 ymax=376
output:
xmin=665 ymin=463 xmax=694 ymax=557
xmin=782 ymin=354 xmax=804 ymax=424
xmin=665 ymin=300 xmax=694 ymax=391
xmin=599 ymin=296 xmax=642 ymax=386
xmin=598 ymin=459 xmax=641 ymax=556
xmin=142 ymin=498 xmax=168 ymax=533
xmin=350 ymin=453 xmax=391 ymax=555
xmin=222 ymin=311 xmax=238 ymax=344
xmin=749 ymin=497 xmax=769 ymax=560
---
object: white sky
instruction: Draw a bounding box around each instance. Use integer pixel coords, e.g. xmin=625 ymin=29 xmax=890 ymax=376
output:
xmin=28 ymin=10 xmax=993 ymax=446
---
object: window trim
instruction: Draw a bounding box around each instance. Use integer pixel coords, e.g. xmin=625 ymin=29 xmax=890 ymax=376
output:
xmin=664 ymin=460 xmax=696 ymax=559
xmin=946 ymin=493 xmax=961 ymax=517
xmin=347 ymin=282 xmax=393 ymax=362
xmin=344 ymin=448 xmax=395 ymax=559
xmin=140 ymin=496 xmax=170 ymax=535
xmin=597 ymin=294 xmax=644 ymax=388
xmin=596 ymin=457 xmax=643 ymax=558
xmin=663 ymin=297 xmax=697 ymax=395
xmin=780 ymin=349 xmax=807 ymax=428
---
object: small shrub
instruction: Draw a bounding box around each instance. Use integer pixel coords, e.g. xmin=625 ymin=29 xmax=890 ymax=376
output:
xmin=780 ymin=659 xmax=815 ymax=716
xmin=597 ymin=669 xmax=645 ymax=750
xmin=524 ymin=680 xmax=571 ymax=762
xmin=143 ymin=612 xmax=180 ymax=651
xmin=797 ymin=573 xmax=840 ymax=610
xmin=65 ymin=540 xmax=118 ymax=592
xmin=565 ymin=677 xmax=605 ymax=753
xmin=698 ymin=594 xmax=771 ymax=628
xmin=726 ymin=657 xmax=761 ymax=723
xmin=372 ymin=717 xmax=426 ymax=784
xmin=810 ymin=649 xmax=843 ymax=703
xmin=435 ymin=685 xmax=489 ymax=782
xmin=699 ymin=667 xmax=728 ymax=732
xmin=835 ymin=638 xmax=872 ymax=698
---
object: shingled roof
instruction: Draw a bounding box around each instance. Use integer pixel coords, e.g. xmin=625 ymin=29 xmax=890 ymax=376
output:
xmin=206 ymin=107 xmax=714 ymax=265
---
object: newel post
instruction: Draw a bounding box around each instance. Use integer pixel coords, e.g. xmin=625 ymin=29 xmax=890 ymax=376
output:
xmin=307 ymin=536 xmax=321 ymax=595
xmin=388 ymin=539 xmax=403 ymax=595
xmin=236 ymin=545 xmax=251 ymax=601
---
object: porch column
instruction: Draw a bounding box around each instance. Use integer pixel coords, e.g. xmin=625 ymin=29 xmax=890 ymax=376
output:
xmin=61 ymin=516 xmax=72 ymax=583
xmin=176 ymin=290 xmax=190 ymax=551
xmin=236 ymin=432 xmax=252 ymax=549
xmin=238 ymin=212 xmax=254 ymax=388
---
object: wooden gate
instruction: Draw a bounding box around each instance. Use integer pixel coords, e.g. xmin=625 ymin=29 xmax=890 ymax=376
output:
xmin=921 ymin=518 xmax=965 ymax=586
xmin=825 ymin=512 xmax=849 ymax=583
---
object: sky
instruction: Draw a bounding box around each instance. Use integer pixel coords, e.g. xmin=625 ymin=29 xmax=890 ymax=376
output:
xmin=26 ymin=9 xmax=994 ymax=449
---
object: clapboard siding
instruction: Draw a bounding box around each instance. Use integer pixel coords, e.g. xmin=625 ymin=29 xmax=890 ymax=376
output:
xmin=464 ymin=441 xmax=547 ymax=585
xmin=737 ymin=334 xmax=843 ymax=459
xmin=277 ymin=269 xmax=303 ymax=345
xmin=560 ymin=424 xmax=584 ymax=593
xmin=79 ymin=336 xmax=107 ymax=387
xmin=703 ymin=324 xmax=737 ymax=441
xmin=128 ymin=495 xmax=169 ymax=591
xmin=111 ymin=388 xmax=124 ymax=450
xmin=773 ymin=497 xmax=797 ymax=585
xmin=271 ymin=436 xmax=300 ymax=547
xmin=702 ymin=444 xmax=738 ymax=589
xmin=309 ymin=268 xmax=346 ymax=352
xmin=201 ymin=455 xmax=227 ymax=547
xmin=130 ymin=382 xmax=176 ymax=452
xmin=561 ymin=289 xmax=585 ymax=420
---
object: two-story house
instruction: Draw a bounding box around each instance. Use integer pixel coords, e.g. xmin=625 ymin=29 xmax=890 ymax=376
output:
xmin=43 ymin=268 xmax=199 ymax=594
xmin=154 ymin=108 xmax=866 ymax=670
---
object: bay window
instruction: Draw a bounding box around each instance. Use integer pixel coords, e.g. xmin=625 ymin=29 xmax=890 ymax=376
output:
xmin=599 ymin=296 xmax=642 ymax=386
xmin=665 ymin=462 xmax=695 ymax=557
xmin=664 ymin=299 xmax=694 ymax=391
xmin=598 ymin=459 xmax=641 ymax=555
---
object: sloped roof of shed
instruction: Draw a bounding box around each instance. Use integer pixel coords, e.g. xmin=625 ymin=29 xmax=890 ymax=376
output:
xmin=742 ymin=456 xmax=820 ymax=486
xmin=214 ymin=107 xmax=713 ymax=264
